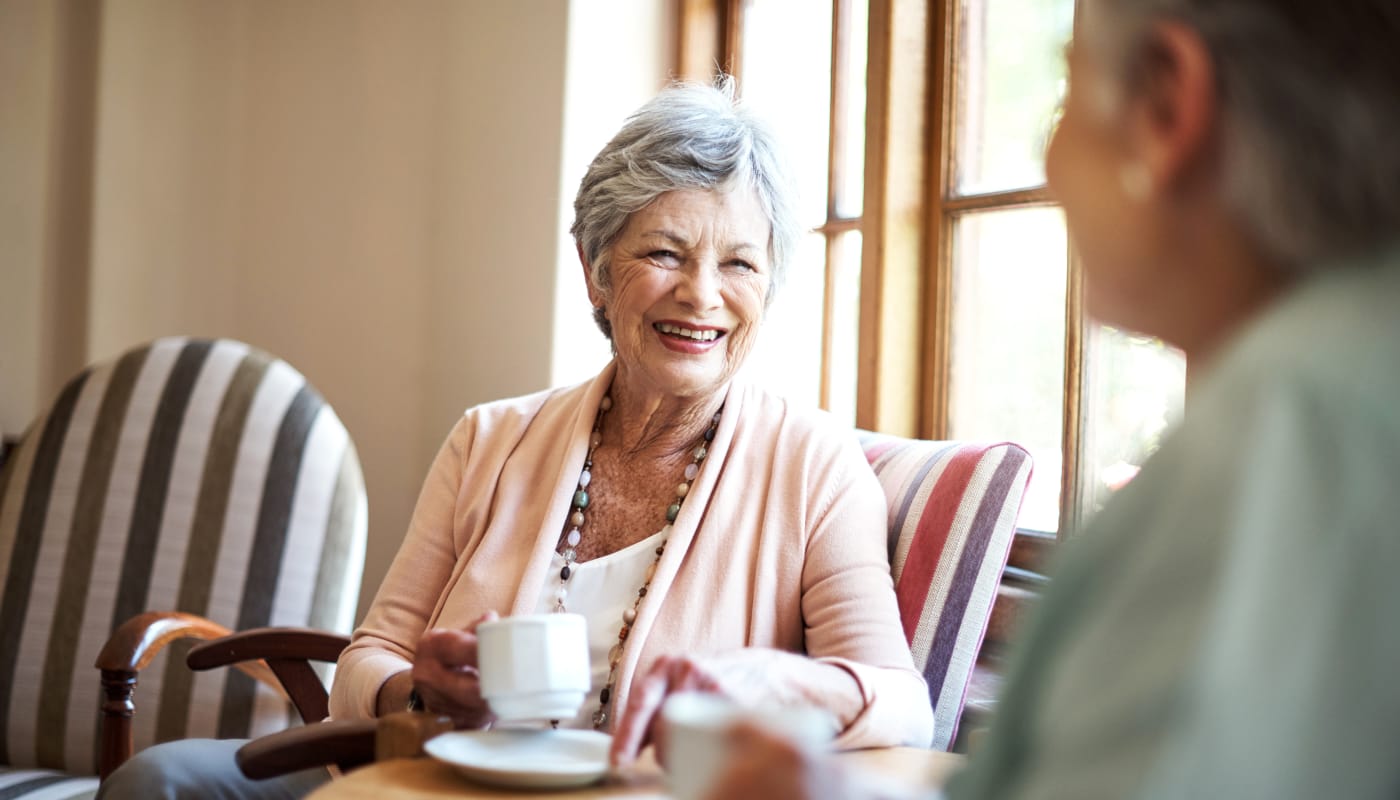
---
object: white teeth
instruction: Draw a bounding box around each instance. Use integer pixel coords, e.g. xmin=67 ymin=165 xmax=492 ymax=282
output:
xmin=657 ymin=323 xmax=719 ymax=342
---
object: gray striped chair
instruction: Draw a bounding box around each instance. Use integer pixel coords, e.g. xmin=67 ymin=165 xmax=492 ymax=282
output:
xmin=0 ymin=337 xmax=367 ymax=798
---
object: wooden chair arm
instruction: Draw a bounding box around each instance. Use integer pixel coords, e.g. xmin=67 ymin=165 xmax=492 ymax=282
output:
xmin=238 ymin=719 xmax=378 ymax=778
xmin=96 ymin=610 xmax=232 ymax=673
xmin=185 ymin=627 xmax=352 ymax=726
xmin=235 ymin=712 xmax=453 ymax=780
xmin=95 ymin=611 xmax=239 ymax=781
xmin=95 ymin=615 xmax=350 ymax=780
xmin=186 ymin=628 xmax=351 ymax=670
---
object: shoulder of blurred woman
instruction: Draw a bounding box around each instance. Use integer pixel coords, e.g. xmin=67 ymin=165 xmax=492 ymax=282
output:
xmin=1186 ymin=244 xmax=1400 ymax=450
xmin=1211 ymin=245 xmax=1400 ymax=388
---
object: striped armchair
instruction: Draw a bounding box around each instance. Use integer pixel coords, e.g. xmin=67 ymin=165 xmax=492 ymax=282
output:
xmin=172 ymin=430 xmax=1034 ymax=784
xmin=0 ymin=337 xmax=367 ymax=797
xmin=860 ymin=433 xmax=1032 ymax=751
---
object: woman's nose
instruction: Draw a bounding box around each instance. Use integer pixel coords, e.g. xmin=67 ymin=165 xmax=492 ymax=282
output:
xmin=675 ymin=262 xmax=723 ymax=310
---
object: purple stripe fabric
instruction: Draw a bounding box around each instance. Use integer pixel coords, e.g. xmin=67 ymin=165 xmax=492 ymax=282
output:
xmin=919 ymin=449 xmax=1028 ymax=733
xmin=861 ymin=432 xmax=1032 ymax=751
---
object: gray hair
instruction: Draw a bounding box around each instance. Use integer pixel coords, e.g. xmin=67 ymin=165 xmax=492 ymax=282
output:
xmin=570 ymin=76 xmax=801 ymax=339
xmin=1082 ymin=0 xmax=1400 ymax=270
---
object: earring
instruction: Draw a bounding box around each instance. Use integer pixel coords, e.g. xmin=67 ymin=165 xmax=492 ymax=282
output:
xmin=1118 ymin=162 xmax=1153 ymax=201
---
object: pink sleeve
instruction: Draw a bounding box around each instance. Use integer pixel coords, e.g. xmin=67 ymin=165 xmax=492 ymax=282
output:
xmin=327 ymin=415 xmax=474 ymax=720
xmin=803 ymin=441 xmax=935 ymax=748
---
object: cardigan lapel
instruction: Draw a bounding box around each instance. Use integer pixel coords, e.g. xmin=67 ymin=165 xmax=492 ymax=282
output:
xmin=507 ymin=362 xmax=619 ymax=617
xmin=607 ymin=376 xmax=748 ymax=719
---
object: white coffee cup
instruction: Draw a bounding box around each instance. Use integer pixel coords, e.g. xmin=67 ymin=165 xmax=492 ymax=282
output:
xmin=661 ymin=691 xmax=838 ymax=800
xmin=475 ymin=613 xmax=590 ymax=722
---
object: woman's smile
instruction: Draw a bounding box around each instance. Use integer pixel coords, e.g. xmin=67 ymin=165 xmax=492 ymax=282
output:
xmin=653 ymin=320 xmax=727 ymax=353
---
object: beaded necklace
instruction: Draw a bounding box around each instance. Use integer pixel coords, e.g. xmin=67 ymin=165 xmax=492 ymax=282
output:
xmin=553 ymin=393 xmax=721 ymax=730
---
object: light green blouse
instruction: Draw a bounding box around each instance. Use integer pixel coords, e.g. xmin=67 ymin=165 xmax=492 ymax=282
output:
xmin=948 ymin=246 xmax=1400 ymax=800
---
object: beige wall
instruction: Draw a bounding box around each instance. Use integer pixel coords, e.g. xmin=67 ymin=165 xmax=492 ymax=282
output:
xmin=1 ymin=0 xmax=671 ymax=619
xmin=0 ymin=0 xmax=95 ymax=439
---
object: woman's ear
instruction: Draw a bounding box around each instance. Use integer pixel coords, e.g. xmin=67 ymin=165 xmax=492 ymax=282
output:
xmin=1130 ymin=21 xmax=1219 ymax=194
xmin=577 ymin=242 xmax=604 ymax=309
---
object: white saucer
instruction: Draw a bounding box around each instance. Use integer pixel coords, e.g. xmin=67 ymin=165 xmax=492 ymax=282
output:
xmin=424 ymin=728 xmax=612 ymax=789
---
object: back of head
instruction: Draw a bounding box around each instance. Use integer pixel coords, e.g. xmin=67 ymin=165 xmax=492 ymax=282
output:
xmin=1083 ymin=0 xmax=1400 ymax=270
xmin=571 ymin=77 xmax=800 ymax=310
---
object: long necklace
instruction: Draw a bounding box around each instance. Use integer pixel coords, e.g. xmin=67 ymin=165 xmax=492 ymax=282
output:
xmin=553 ymin=393 xmax=721 ymax=729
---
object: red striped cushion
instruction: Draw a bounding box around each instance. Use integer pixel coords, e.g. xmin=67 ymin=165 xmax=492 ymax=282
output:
xmin=860 ymin=433 xmax=1032 ymax=751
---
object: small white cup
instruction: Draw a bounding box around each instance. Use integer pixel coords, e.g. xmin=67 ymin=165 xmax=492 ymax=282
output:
xmin=661 ymin=692 xmax=838 ymax=800
xmin=476 ymin=613 xmax=590 ymax=722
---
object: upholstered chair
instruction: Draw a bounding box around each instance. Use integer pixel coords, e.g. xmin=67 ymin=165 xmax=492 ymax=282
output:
xmin=858 ymin=433 xmax=1032 ymax=751
xmin=229 ymin=431 xmax=1031 ymax=780
xmin=0 ymin=337 xmax=366 ymax=798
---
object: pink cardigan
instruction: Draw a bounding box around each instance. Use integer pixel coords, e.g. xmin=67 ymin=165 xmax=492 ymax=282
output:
xmin=329 ymin=364 xmax=934 ymax=747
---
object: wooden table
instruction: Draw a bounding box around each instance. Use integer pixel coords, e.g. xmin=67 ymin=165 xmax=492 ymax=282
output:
xmin=308 ymin=747 xmax=962 ymax=799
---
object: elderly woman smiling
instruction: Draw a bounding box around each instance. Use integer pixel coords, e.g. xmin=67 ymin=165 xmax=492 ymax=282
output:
xmin=348 ymin=77 xmax=932 ymax=765
xmin=98 ymin=78 xmax=931 ymax=799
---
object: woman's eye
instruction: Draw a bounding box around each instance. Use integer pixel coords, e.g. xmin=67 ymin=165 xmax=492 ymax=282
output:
xmin=727 ymin=260 xmax=756 ymax=273
xmin=650 ymin=250 xmax=680 ymax=263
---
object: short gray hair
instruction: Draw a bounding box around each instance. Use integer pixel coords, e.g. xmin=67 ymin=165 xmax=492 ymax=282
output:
xmin=570 ymin=76 xmax=801 ymax=339
xmin=1082 ymin=0 xmax=1400 ymax=270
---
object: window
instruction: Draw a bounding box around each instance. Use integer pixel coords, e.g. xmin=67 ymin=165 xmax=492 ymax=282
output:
xmin=679 ymin=0 xmax=1186 ymax=539
xmin=679 ymin=0 xmax=869 ymax=423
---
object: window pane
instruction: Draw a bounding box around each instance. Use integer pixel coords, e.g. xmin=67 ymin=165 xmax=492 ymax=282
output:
xmin=947 ymin=207 xmax=1067 ymax=532
xmin=833 ymin=0 xmax=869 ymax=218
xmin=1082 ymin=326 xmax=1186 ymax=515
xmin=826 ymin=230 xmax=862 ymax=424
xmin=740 ymin=0 xmax=833 ymax=227
xmin=747 ymin=233 xmax=828 ymax=407
xmin=952 ymin=0 xmax=1074 ymax=196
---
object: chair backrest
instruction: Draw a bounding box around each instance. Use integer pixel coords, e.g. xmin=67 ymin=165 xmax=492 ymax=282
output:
xmin=0 ymin=337 xmax=366 ymax=775
xmin=859 ymin=432 xmax=1032 ymax=751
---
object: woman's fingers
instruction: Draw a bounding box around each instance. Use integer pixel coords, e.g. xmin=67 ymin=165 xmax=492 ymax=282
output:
xmin=417 ymin=628 xmax=480 ymax=669
xmin=410 ymin=613 xmax=501 ymax=729
xmin=608 ymin=655 xmax=722 ymax=767
xmin=468 ymin=609 xmax=499 ymax=632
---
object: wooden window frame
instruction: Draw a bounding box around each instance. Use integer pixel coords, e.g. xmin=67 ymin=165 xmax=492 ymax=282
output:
xmin=883 ymin=0 xmax=1087 ymax=541
xmin=677 ymin=0 xmax=1085 ymax=547
xmin=678 ymin=0 xmax=872 ymax=413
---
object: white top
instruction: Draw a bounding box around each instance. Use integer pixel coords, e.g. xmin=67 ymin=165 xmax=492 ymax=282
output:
xmin=531 ymin=528 xmax=667 ymax=729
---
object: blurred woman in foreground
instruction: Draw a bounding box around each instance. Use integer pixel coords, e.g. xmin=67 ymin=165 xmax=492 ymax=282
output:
xmin=706 ymin=0 xmax=1400 ymax=797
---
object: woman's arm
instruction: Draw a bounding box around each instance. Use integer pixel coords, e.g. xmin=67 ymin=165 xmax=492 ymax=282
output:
xmin=328 ymin=416 xmax=474 ymax=720
xmin=611 ymin=435 xmax=933 ymax=764
xmin=796 ymin=442 xmax=934 ymax=749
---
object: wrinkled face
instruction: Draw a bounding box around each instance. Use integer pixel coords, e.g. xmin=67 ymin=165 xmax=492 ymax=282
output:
xmin=1045 ymin=39 xmax=1169 ymax=333
xmin=588 ymin=187 xmax=772 ymax=401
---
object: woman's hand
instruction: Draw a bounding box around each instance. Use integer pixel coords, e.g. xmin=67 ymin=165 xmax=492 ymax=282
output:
xmin=608 ymin=654 xmax=724 ymax=767
xmin=409 ymin=610 xmax=498 ymax=729
xmin=609 ymin=648 xmax=852 ymax=767
xmin=701 ymin=721 xmax=860 ymax=800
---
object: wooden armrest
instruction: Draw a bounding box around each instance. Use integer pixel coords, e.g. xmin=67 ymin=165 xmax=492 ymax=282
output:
xmin=237 ymin=719 xmax=378 ymax=778
xmin=187 ymin=628 xmax=352 ymax=725
xmin=96 ymin=611 xmax=237 ymax=780
xmin=96 ymin=611 xmax=232 ymax=673
xmin=235 ymin=712 xmax=453 ymax=780
xmin=186 ymin=628 xmax=351 ymax=671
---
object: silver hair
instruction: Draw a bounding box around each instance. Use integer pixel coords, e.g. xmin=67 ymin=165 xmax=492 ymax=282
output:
xmin=570 ymin=76 xmax=801 ymax=339
xmin=1082 ymin=0 xmax=1400 ymax=271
